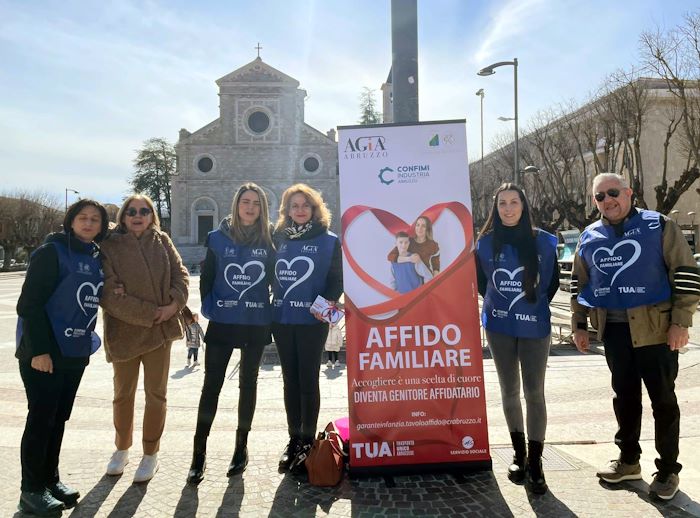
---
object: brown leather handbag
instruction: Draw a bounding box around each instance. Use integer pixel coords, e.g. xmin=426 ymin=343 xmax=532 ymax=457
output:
xmin=305 ymin=421 xmax=345 ymax=487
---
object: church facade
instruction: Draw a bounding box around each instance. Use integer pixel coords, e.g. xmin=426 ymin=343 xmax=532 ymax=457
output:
xmin=171 ymin=57 xmax=339 ymax=266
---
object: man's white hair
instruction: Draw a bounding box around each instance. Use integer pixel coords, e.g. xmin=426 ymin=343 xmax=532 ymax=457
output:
xmin=592 ymin=173 xmax=629 ymax=192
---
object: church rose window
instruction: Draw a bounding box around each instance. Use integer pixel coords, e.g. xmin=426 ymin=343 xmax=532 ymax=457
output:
xmin=197 ymin=157 xmax=213 ymax=173
xmin=303 ymin=156 xmax=320 ymax=173
xmin=247 ymin=111 xmax=270 ymax=134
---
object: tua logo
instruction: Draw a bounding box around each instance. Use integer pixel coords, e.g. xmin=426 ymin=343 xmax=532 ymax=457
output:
xmin=352 ymin=441 xmax=393 ymax=459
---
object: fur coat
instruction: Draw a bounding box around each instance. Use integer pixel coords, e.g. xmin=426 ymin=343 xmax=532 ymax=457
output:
xmin=100 ymin=228 xmax=189 ymax=362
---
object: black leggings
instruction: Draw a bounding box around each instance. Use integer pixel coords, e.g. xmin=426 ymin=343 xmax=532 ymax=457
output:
xmin=326 ymin=351 xmax=339 ymax=363
xmin=272 ymin=322 xmax=328 ymax=441
xmin=19 ymin=363 xmax=85 ymax=491
xmin=193 ymin=341 xmax=265 ymax=451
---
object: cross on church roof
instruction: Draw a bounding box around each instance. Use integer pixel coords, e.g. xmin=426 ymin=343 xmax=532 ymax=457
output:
xmin=255 ymin=42 xmax=262 ymax=58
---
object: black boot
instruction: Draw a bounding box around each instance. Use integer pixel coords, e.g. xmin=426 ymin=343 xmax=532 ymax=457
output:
xmin=187 ymin=437 xmax=207 ymax=484
xmin=48 ymin=480 xmax=80 ymax=508
xmin=278 ymin=436 xmax=301 ymax=472
xmin=526 ymin=440 xmax=548 ymax=494
xmin=18 ymin=489 xmax=65 ymax=516
xmin=508 ymin=432 xmax=527 ymax=483
xmin=227 ymin=430 xmax=249 ymax=476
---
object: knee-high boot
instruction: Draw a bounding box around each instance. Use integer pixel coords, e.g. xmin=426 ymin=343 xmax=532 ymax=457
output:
xmin=187 ymin=436 xmax=207 ymax=484
xmin=527 ymin=440 xmax=548 ymax=494
xmin=508 ymin=432 xmax=527 ymax=483
xmin=227 ymin=430 xmax=248 ymax=476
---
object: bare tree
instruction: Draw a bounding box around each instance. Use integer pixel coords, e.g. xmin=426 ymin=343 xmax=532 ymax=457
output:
xmin=641 ymin=11 xmax=700 ymax=210
xmin=0 ymin=192 xmax=62 ymax=270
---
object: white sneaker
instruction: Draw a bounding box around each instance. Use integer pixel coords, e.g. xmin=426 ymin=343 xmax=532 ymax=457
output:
xmin=133 ymin=454 xmax=159 ymax=483
xmin=193 ymin=361 xmax=200 ymax=366
xmin=106 ymin=449 xmax=129 ymax=475
xmin=326 ymin=360 xmax=333 ymax=368
xmin=334 ymin=360 xmax=340 ymax=367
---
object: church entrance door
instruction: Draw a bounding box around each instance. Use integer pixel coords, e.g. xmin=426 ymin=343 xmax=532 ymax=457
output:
xmin=198 ymin=215 xmax=213 ymax=244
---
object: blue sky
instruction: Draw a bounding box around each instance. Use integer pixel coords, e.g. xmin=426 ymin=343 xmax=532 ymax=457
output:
xmin=0 ymin=0 xmax=690 ymax=204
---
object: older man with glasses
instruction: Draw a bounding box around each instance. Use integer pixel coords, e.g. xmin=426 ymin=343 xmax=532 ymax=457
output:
xmin=570 ymin=173 xmax=699 ymax=501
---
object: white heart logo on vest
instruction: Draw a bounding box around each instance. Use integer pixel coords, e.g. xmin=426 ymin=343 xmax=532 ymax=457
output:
xmin=224 ymin=261 xmax=266 ymax=300
xmin=591 ymin=239 xmax=641 ymax=286
xmin=492 ymin=267 xmax=525 ymax=310
xmin=275 ymin=256 xmax=314 ymax=299
xmin=77 ymin=281 xmax=103 ymax=329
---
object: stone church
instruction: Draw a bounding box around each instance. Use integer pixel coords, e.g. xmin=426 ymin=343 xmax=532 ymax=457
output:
xmin=170 ymin=57 xmax=339 ymax=266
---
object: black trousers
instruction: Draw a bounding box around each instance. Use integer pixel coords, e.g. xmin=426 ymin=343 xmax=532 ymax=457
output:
xmin=326 ymin=351 xmax=339 ymax=363
xmin=193 ymin=341 xmax=265 ymax=451
xmin=272 ymin=322 xmax=328 ymax=441
xmin=603 ymin=323 xmax=681 ymax=474
xmin=19 ymin=362 xmax=85 ymax=491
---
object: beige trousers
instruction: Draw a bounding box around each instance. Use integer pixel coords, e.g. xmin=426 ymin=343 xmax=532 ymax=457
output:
xmin=112 ymin=341 xmax=172 ymax=455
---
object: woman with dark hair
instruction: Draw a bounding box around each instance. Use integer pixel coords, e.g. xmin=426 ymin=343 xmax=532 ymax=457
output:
xmin=187 ymin=183 xmax=275 ymax=483
xmin=16 ymin=199 xmax=108 ymax=514
xmin=272 ymin=183 xmax=343 ymax=473
xmin=475 ymin=183 xmax=559 ymax=495
xmin=100 ymin=194 xmax=189 ymax=483
xmin=387 ymin=215 xmax=440 ymax=275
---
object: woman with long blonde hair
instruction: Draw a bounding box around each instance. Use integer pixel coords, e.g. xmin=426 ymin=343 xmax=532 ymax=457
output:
xmin=188 ymin=183 xmax=275 ymax=483
xmin=271 ymin=183 xmax=343 ymax=473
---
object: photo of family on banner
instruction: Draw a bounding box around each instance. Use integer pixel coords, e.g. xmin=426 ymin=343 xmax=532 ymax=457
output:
xmin=338 ymin=120 xmax=491 ymax=475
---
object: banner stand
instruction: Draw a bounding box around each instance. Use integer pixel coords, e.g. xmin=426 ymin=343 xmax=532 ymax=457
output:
xmin=338 ymin=120 xmax=491 ymax=476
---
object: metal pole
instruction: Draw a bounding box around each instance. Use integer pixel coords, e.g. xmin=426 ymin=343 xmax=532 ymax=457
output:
xmin=391 ymin=0 xmax=419 ymax=123
xmin=65 ymin=188 xmax=68 ymax=212
xmin=480 ymin=93 xmax=484 ymax=180
xmin=513 ymin=58 xmax=519 ymax=185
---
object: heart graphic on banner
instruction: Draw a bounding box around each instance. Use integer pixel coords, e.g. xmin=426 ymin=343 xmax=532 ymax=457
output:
xmin=341 ymin=202 xmax=474 ymax=319
xmin=224 ymin=261 xmax=265 ymax=300
xmin=77 ymin=281 xmax=103 ymax=329
xmin=275 ymin=256 xmax=315 ymax=299
xmin=591 ymin=239 xmax=641 ymax=285
xmin=492 ymin=266 xmax=526 ymax=310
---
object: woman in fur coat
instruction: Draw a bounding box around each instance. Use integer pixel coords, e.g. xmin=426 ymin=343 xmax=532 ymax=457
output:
xmin=99 ymin=194 xmax=189 ymax=483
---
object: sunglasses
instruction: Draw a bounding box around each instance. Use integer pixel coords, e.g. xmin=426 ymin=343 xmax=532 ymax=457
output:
xmin=594 ymin=188 xmax=621 ymax=202
xmin=125 ymin=207 xmax=152 ymax=217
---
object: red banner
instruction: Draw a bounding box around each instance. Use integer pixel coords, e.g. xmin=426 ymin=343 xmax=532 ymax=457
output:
xmin=337 ymin=121 xmax=490 ymax=474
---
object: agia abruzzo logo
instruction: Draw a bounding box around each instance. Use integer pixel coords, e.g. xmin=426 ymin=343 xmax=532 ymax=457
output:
xmin=344 ymin=136 xmax=388 ymax=159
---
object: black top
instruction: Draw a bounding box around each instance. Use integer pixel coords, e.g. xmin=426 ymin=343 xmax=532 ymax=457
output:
xmin=475 ymin=228 xmax=560 ymax=303
xmin=16 ymin=232 xmax=100 ymax=369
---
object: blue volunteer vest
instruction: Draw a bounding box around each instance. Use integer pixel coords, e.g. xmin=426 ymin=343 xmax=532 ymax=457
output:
xmin=32 ymin=241 xmax=103 ymax=357
xmin=272 ymin=232 xmax=337 ymax=325
xmin=477 ymin=230 xmax=557 ymax=338
xmin=201 ymin=229 xmax=272 ymax=325
xmin=577 ymin=209 xmax=671 ymax=309
xmin=392 ymin=262 xmax=422 ymax=293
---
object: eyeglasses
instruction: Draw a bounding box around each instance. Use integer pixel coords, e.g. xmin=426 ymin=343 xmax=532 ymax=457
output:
xmin=125 ymin=207 xmax=152 ymax=217
xmin=594 ymin=188 xmax=621 ymax=202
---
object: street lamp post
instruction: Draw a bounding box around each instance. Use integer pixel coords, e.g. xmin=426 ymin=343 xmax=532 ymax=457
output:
xmin=478 ymin=58 xmax=519 ymax=184
xmin=475 ymin=88 xmax=484 ymax=181
xmin=65 ymin=188 xmax=79 ymax=212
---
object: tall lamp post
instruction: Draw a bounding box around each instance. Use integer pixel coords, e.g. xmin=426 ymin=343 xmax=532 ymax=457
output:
xmin=65 ymin=188 xmax=79 ymax=212
xmin=478 ymin=58 xmax=519 ymax=184
xmin=475 ymin=88 xmax=485 ymax=180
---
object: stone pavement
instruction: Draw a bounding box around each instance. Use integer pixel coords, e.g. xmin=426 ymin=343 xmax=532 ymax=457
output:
xmin=0 ymin=272 xmax=699 ymax=517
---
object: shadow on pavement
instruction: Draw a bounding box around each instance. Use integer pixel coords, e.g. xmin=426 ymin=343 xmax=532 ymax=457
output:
xmin=269 ymin=472 xmax=339 ymax=517
xmin=173 ymin=482 xmax=200 ymax=517
xmin=105 ymin=482 xmax=147 ymax=517
xmin=215 ymin=475 xmax=244 ymax=517
xmin=526 ymin=488 xmax=577 ymax=517
xmin=598 ymin=479 xmax=698 ymax=516
xmin=68 ymin=474 xmax=120 ymax=517
xmin=171 ymin=366 xmax=198 ymax=380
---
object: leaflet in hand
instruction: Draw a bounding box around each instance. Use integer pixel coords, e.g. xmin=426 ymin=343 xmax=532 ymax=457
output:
xmin=311 ymin=295 xmax=345 ymax=324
